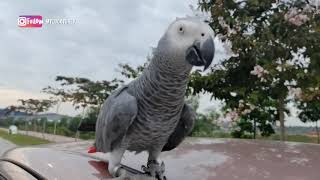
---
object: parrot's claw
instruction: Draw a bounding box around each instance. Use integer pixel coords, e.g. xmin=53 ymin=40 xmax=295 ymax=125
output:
xmin=109 ymin=165 xmax=124 ymax=177
xmin=141 ymin=160 xmax=166 ymax=180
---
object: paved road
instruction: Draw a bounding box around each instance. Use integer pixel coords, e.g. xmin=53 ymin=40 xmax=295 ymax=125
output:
xmin=17 ymin=129 xmax=80 ymax=143
xmin=0 ymin=128 xmax=81 ymax=143
xmin=0 ymin=138 xmax=16 ymax=156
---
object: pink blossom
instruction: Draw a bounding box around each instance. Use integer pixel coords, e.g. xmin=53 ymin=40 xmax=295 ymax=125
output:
xmin=222 ymin=40 xmax=235 ymax=57
xmin=239 ymin=101 xmax=245 ymax=108
xmin=218 ymin=16 xmax=236 ymax=35
xmin=284 ymin=8 xmax=310 ymax=26
xmin=225 ymin=111 xmax=239 ymax=122
xmin=288 ymin=87 xmax=302 ymax=99
xmin=250 ymin=65 xmax=269 ymax=79
xmin=309 ymin=87 xmax=319 ymax=91
xmin=286 ymin=47 xmax=310 ymax=68
xmin=276 ymin=66 xmax=283 ymax=72
xmin=241 ymin=109 xmax=252 ymax=115
xmin=303 ymin=4 xmax=313 ymax=13
xmin=309 ymin=0 xmax=320 ymax=10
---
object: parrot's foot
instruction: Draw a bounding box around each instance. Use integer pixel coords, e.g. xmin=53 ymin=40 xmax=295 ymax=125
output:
xmin=109 ymin=165 xmax=124 ymax=177
xmin=141 ymin=160 xmax=166 ymax=180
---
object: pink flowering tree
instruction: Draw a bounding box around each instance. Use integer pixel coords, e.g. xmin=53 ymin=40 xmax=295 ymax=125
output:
xmin=189 ymin=0 xmax=320 ymax=140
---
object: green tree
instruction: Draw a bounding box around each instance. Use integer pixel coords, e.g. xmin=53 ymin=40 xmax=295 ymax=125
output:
xmin=6 ymin=99 xmax=56 ymax=134
xmin=185 ymin=95 xmax=200 ymax=112
xmin=59 ymin=117 xmax=69 ymax=127
xmin=118 ymin=62 xmax=148 ymax=80
xmin=43 ymin=76 xmax=123 ymax=138
xmin=296 ymin=18 xmax=320 ymax=143
xmin=68 ymin=116 xmax=82 ymax=133
xmin=43 ymin=76 xmax=123 ymax=109
xmin=298 ymin=99 xmax=320 ymax=144
xmin=195 ymin=0 xmax=320 ymax=140
xmin=0 ymin=117 xmax=14 ymax=127
xmin=186 ymin=95 xmax=221 ymax=137
xmin=8 ymin=99 xmax=55 ymax=115
xmin=231 ymin=118 xmax=253 ymax=138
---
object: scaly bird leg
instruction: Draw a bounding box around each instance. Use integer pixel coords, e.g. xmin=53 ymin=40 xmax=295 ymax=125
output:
xmin=142 ymin=151 xmax=166 ymax=180
xmin=108 ymin=148 xmax=126 ymax=177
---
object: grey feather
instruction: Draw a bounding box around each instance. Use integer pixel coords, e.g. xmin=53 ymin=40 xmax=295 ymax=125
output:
xmin=94 ymin=18 xmax=215 ymax=177
xmin=95 ymin=86 xmax=138 ymax=152
xmin=162 ymin=103 xmax=196 ymax=151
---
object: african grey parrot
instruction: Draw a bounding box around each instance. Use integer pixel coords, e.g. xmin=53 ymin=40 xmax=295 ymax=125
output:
xmin=94 ymin=18 xmax=215 ymax=179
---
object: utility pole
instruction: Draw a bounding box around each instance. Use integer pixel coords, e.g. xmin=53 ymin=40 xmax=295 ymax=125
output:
xmin=53 ymin=101 xmax=61 ymax=135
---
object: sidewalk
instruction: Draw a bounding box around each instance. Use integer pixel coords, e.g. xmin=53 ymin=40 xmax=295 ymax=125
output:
xmin=0 ymin=127 xmax=81 ymax=143
xmin=0 ymin=137 xmax=16 ymax=155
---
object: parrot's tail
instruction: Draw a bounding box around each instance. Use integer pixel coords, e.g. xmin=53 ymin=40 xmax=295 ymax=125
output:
xmin=88 ymin=146 xmax=97 ymax=153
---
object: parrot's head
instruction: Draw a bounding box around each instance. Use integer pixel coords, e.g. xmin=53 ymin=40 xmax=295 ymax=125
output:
xmin=157 ymin=17 xmax=215 ymax=71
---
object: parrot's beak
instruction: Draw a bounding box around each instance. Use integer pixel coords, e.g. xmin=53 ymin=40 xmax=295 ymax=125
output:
xmin=186 ymin=36 xmax=215 ymax=71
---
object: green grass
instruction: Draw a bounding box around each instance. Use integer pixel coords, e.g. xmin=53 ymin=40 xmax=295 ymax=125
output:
xmin=191 ymin=131 xmax=232 ymax=138
xmin=192 ymin=131 xmax=320 ymax=144
xmin=258 ymin=134 xmax=320 ymax=144
xmin=0 ymin=130 xmax=51 ymax=146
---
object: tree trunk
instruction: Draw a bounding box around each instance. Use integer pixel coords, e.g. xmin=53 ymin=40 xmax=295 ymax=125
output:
xmin=253 ymin=119 xmax=256 ymax=139
xmin=279 ymin=97 xmax=286 ymax=141
xmin=316 ymin=121 xmax=320 ymax=144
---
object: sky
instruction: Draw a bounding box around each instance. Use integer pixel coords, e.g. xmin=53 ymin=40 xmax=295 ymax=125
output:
xmin=0 ymin=0 xmax=314 ymax=126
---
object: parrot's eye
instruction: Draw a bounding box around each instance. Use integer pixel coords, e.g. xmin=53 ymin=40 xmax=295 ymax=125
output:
xmin=179 ymin=27 xmax=184 ymax=33
xmin=201 ymin=33 xmax=205 ymax=37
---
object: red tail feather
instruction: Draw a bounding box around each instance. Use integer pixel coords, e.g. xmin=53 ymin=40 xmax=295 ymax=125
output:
xmin=88 ymin=146 xmax=97 ymax=153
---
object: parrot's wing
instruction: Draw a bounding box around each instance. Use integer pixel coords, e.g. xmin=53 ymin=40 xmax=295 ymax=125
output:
xmin=162 ymin=103 xmax=195 ymax=151
xmin=95 ymin=86 xmax=138 ymax=152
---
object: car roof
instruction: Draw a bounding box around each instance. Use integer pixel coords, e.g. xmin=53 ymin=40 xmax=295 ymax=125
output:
xmin=1 ymin=138 xmax=320 ymax=180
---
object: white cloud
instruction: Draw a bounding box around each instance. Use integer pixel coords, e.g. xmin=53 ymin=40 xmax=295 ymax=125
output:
xmin=0 ymin=87 xmax=48 ymax=107
xmin=0 ymin=0 xmax=199 ymax=92
xmin=0 ymin=0 xmax=208 ymax=114
xmin=0 ymin=0 xmax=311 ymax=127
